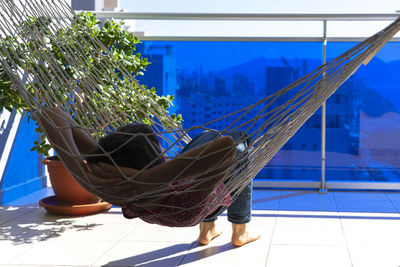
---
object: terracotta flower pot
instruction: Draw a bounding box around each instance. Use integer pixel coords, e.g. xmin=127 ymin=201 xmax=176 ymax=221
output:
xmin=42 ymin=156 xmax=99 ymax=205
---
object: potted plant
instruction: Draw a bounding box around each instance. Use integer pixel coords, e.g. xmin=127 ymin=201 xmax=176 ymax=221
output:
xmin=0 ymin=12 xmax=182 ymax=211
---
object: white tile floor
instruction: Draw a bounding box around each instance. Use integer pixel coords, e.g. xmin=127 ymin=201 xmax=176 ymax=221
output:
xmin=1 ymin=188 xmax=400 ymax=267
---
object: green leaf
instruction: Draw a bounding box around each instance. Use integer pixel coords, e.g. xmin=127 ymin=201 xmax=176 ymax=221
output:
xmin=0 ymin=11 xmax=183 ymax=157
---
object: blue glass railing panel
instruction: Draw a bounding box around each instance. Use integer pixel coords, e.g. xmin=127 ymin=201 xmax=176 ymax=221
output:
xmin=326 ymin=42 xmax=400 ymax=182
xmin=137 ymin=40 xmax=323 ymax=180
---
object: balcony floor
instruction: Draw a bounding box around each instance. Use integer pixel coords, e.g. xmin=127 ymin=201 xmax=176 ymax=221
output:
xmin=1 ymin=188 xmax=400 ymax=267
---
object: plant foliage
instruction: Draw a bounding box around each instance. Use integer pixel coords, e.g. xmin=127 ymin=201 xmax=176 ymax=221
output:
xmin=0 ymin=12 xmax=182 ymax=156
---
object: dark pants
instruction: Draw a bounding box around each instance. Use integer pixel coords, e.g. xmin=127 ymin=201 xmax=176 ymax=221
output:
xmin=180 ymin=130 xmax=252 ymax=224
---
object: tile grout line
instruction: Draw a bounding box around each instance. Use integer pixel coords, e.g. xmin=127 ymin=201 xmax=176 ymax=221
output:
xmin=90 ymin=239 xmax=126 ymax=267
xmin=332 ymin=191 xmax=354 ymax=267
xmin=263 ymin=189 xmax=282 ymax=267
xmin=2 ymin=208 xmax=47 ymax=266
xmin=5 ymin=243 xmax=39 ymax=266
xmin=382 ymin=191 xmax=400 ymax=213
xmin=89 ymin=222 xmax=142 ymax=267
xmin=1 ymin=206 xmax=38 ymax=226
xmin=177 ymin=240 xmax=196 ymax=266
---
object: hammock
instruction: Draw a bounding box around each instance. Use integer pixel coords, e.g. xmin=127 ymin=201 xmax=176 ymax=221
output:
xmin=1 ymin=0 xmax=399 ymax=225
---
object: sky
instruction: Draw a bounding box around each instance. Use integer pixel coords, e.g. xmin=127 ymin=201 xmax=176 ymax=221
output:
xmin=120 ymin=0 xmax=400 ymax=13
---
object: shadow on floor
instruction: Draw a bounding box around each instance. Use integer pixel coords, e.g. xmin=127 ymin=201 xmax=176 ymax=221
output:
xmin=103 ymin=242 xmax=235 ymax=266
xmin=0 ymin=206 xmax=103 ymax=245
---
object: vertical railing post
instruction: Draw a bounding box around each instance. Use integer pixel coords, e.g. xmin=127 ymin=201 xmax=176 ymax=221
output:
xmin=319 ymin=20 xmax=328 ymax=194
xmin=38 ymin=133 xmax=46 ymax=187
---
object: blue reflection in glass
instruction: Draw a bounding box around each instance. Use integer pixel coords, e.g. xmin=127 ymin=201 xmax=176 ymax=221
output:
xmin=136 ymin=40 xmax=329 ymax=180
xmin=325 ymin=42 xmax=400 ymax=182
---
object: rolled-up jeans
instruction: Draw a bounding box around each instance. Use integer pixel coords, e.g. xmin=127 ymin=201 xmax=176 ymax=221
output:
xmin=180 ymin=130 xmax=252 ymax=224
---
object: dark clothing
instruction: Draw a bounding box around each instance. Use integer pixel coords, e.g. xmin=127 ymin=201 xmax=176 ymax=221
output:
xmin=180 ymin=130 xmax=252 ymax=224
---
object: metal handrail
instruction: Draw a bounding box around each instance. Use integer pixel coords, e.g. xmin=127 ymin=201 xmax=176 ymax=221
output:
xmin=136 ymin=36 xmax=400 ymax=42
xmin=92 ymin=12 xmax=400 ymax=42
xmin=92 ymin=12 xmax=400 ymax=21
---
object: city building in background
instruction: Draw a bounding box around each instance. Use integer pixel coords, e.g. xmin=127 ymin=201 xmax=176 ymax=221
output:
xmin=136 ymin=44 xmax=179 ymax=115
xmin=134 ymin=40 xmax=400 ymax=182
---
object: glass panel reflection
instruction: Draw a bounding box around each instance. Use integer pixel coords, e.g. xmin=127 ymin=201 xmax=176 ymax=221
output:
xmin=326 ymin=42 xmax=400 ymax=182
xmin=137 ymin=40 xmax=323 ymax=180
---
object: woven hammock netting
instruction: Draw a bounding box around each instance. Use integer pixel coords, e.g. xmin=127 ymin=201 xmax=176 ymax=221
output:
xmin=1 ymin=0 xmax=399 ymax=225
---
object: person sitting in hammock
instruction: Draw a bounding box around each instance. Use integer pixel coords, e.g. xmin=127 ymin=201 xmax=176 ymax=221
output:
xmin=39 ymin=107 xmax=260 ymax=247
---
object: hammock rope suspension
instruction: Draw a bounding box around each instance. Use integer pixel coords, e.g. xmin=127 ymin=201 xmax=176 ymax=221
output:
xmin=1 ymin=0 xmax=400 ymax=222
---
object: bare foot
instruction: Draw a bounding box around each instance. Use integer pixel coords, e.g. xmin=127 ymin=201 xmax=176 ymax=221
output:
xmin=231 ymin=223 xmax=260 ymax=247
xmin=198 ymin=221 xmax=223 ymax=245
